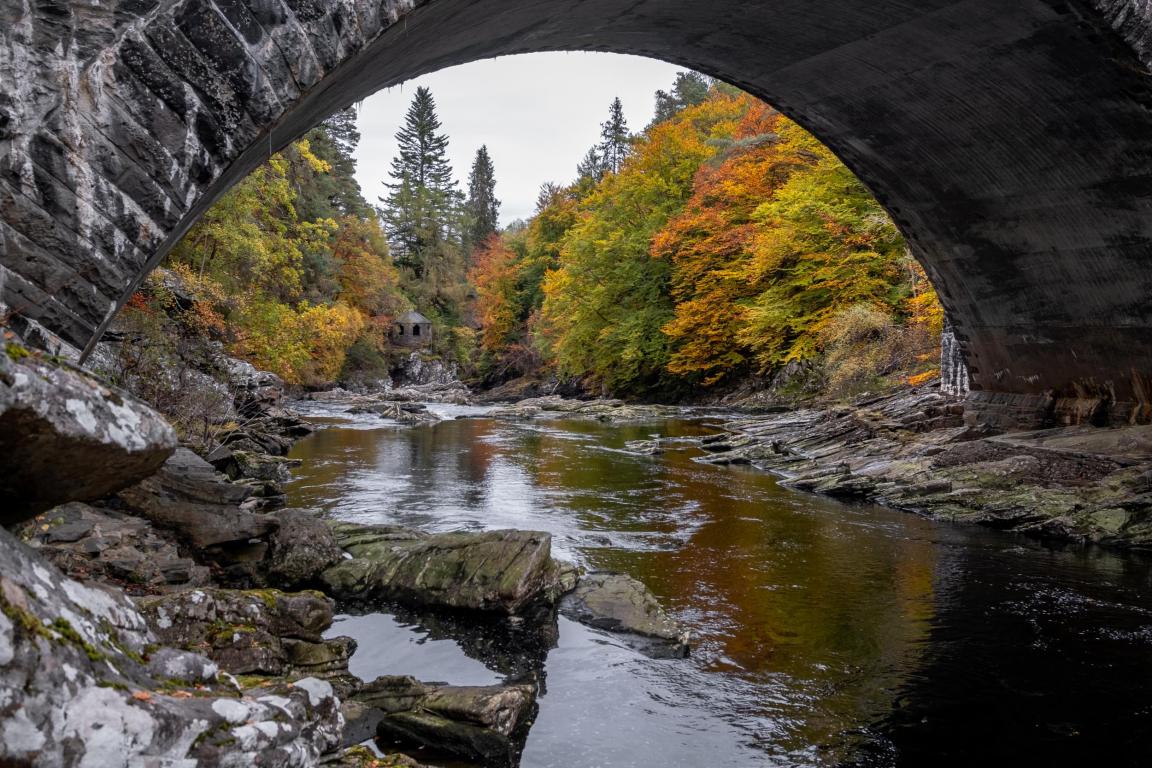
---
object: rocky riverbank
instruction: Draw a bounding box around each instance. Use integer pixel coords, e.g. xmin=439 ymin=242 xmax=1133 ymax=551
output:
xmin=1 ymin=342 xmax=691 ymax=767
xmin=696 ymin=385 xmax=1152 ymax=548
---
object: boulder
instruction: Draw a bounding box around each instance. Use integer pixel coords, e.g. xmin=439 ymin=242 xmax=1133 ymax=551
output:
xmin=115 ymin=448 xmax=276 ymax=549
xmin=0 ymin=526 xmax=341 ymax=765
xmin=561 ymin=572 xmax=691 ymax=657
xmin=137 ymin=587 xmax=358 ymax=694
xmin=267 ymin=509 xmax=345 ymax=587
xmin=0 ymin=350 xmax=176 ymax=525
xmin=319 ymin=524 xmax=567 ymax=614
xmin=369 ymin=680 xmax=537 ymax=765
xmin=224 ymin=450 xmax=302 ymax=484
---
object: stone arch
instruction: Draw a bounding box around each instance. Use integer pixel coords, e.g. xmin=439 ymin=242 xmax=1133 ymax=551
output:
xmin=3 ymin=0 xmax=1152 ymax=426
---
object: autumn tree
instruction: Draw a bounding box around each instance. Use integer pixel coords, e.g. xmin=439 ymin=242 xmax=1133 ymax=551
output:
xmin=539 ymin=93 xmax=749 ymax=395
xmin=736 ymin=120 xmax=913 ymax=370
xmin=656 ymin=98 xmax=790 ymax=384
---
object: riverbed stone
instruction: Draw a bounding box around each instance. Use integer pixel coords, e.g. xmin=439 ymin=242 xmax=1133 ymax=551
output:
xmin=319 ymin=524 xmax=568 ymax=614
xmin=561 ymin=572 xmax=691 ymax=657
xmin=692 ymin=386 xmax=1152 ymax=546
xmin=0 ymin=350 xmax=176 ymax=525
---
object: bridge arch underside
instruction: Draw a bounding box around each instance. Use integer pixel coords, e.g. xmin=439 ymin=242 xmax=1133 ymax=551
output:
xmin=3 ymin=0 xmax=1152 ymax=427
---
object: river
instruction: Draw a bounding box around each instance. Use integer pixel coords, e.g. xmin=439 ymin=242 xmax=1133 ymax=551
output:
xmin=286 ymin=404 xmax=1152 ymax=767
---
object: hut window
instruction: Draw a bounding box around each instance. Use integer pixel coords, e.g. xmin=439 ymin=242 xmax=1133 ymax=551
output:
xmin=412 ymin=324 xmax=421 ymax=337
xmin=397 ymin=325 xmax=404 ymax=335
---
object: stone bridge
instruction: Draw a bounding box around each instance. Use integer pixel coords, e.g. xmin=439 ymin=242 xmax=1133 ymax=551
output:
xmin=3 ymin=0 xmax=1152 ymax=427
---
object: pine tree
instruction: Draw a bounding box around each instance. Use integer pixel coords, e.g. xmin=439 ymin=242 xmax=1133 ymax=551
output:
xmin=323 ymin=106 xmax=361 ymax=160
xmin=464 ymin=145 xmax=500 ymax=254
xmin=651 ymin=72 xmax=713 ymax=126
xmin=574 ymin=146 xmax=604 ymax=195
xmin=598 ymin=97 xmax=631 ymax=175
xmin=380 ymin=87 xmax=462 ymax=277
xmin=298 ymin=107 xmax=369 ymax=220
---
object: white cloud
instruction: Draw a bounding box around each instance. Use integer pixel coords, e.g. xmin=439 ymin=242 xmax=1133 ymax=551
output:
xmin=353 ymin=52 xmax=683 ymax=225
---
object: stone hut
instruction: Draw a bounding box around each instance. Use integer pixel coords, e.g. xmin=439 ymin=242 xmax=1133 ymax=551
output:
xmin=393 ymin=310 xmax=433 ymax=347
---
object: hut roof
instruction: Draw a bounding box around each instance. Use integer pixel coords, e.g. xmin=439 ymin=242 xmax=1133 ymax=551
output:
xmin=397 ymin=310 xmax=431 ymax=324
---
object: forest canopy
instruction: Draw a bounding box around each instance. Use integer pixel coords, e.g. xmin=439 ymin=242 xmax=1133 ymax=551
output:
xmin=139 ymin=73 xmax=941 ymax=400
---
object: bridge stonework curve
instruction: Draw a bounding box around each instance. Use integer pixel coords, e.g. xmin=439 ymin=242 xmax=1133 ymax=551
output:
xmin=3 ymin=0 xmax=1152 ymax=428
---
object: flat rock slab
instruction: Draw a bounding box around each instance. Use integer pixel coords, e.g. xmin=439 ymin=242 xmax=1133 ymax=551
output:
xmin=562 ymin=572 xmax=690 ymax=657
xmin=320 ymin=524 xmax=566 ymax=615
xmin=116 ymin=448 xmax=275 ymax=549
xmin=0 ymin=351 xmax=176 ymax=524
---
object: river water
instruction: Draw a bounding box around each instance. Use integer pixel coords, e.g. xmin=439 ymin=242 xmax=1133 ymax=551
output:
xmin=286 ymin=405 xmax=1152 ymax=767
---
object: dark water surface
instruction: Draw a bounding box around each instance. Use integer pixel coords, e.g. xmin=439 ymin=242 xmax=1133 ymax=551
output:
xmin=287 ymin=406 xmax=1152 ymax=767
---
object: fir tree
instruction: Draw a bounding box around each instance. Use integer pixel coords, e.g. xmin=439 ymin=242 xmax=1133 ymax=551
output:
xmin=651 ymin=72 xmax=713 ymax=126
xmin=464 ymin=145 xmax=500 ymax=254
xmin=598 ymin=97 xmax=631 ymax=175
xmin=323 ymin=106 xmax=361 ymax=160
xmin=380 ymin=86 xmax=462 ymax=277
xmin=574 ymin=146 xmax=604 ymax=195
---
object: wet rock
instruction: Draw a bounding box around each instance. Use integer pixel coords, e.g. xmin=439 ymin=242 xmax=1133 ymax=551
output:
xmin=319 ymin=524 xmax=568 ymax=614
xmin=216 ymin=449 xmax=302 ymax=484
xmin=488 ymin=396 xmax=679 ymax=423
xmin=562 ymin=572 xmax=691 ymax=658
xmin=363 ymin=677 xmax=537 ymax=766
xmin=347 ymin=401 xmax=443 ymax=425
xmin=0 ymin=351 xmax=176 ymax=525
xmin=624 ymin=439 xmax=664 ymax=455
xmin=0 ymin=526 xmax=341 ymax=765
xmin=267 ymin=509 xmax=345 ymax=588
xmin=488 ymin=404 xmax=543 ymax=419
xmin=356 ymin=675 xmax=430 ymax=713
xmin=394 ymin=352 xmax=465 ymax=390
xmin=115 ymin=448 xmax=275 ymax=549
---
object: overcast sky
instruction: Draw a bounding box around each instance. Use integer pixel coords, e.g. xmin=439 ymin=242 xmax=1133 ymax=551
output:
xmin=353 ymin=53 xmax=683 ymax=225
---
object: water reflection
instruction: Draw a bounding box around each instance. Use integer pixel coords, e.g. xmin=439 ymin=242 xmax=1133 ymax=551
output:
xmin=289 ymin=409 xmax=1152 ymax=767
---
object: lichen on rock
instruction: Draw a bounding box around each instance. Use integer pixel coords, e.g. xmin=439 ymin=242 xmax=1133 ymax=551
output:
xmin=0 ymin=353 xmax=176 ymax=525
